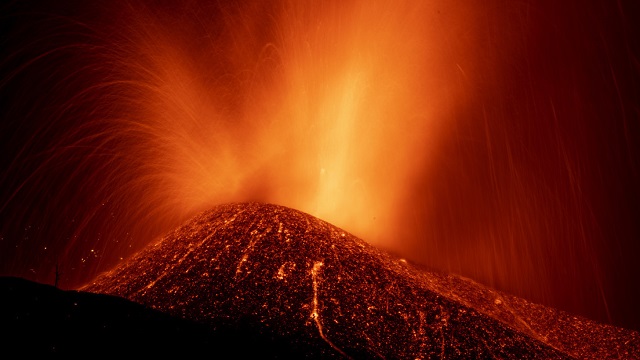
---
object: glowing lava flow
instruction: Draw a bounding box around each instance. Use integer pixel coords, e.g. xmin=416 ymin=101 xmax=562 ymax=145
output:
xmin=83 ymin=203 xmax=639 ymax=359
xmin=310 ymin=261 xmax=349 ymax=358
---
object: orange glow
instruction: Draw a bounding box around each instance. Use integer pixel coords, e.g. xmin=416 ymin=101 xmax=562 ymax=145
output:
xmin=110 ymin=1 xmax=476 ymax=245
xmin=2 ymin=0 xmax=639 ymax=331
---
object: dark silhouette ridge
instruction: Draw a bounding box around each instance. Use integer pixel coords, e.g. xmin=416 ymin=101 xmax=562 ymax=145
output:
xmin=0 ymin=276 xmax=305 ymax=357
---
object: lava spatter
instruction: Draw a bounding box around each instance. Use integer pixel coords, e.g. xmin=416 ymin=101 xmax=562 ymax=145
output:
xmin=83 ymin=203 xmax=639 ymax=358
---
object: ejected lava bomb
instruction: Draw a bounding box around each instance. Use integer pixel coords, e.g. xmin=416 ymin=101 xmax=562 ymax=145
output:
xmin=83 ymin=203 xmax=639 ymax=359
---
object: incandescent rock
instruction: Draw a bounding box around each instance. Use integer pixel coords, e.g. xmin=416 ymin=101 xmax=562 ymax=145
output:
xmin=83 ymin=203 xmax=639 ymax=359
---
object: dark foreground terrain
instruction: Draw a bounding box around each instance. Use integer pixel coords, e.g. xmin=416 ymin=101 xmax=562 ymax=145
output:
xmin=0 ymin=276 xmax=297 ymax=357
xmin=3 ymin=203 xmax=639 ymax=358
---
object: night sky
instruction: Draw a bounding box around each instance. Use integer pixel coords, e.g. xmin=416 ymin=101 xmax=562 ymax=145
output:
xmin=1 ymin=0 xmax=639 ymax=333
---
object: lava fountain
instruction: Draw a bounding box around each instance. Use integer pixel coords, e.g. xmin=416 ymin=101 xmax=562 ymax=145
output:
xmin=0 ymin=1 xmax=474 ymax=288
xmin=1 ymin=0 xmax=639 ymax=332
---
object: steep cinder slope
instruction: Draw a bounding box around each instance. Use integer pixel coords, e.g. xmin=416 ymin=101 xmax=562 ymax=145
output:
xmin=84 ymin=203 xmax=639 ymax=359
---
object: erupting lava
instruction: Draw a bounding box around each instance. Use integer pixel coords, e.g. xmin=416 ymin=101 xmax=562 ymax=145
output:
xmin=1 ymin=0 xmax=474 ymax=292
xmin=1 ymin=0 xmax=640 ymax=333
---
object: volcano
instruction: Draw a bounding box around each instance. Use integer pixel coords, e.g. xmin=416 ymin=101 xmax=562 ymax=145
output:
xmin=83 ymin=203 xmax=638 ymax=358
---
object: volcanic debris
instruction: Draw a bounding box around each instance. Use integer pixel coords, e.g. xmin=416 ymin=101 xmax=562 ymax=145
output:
xmin=84 ymin=203 xmax=639 ymax=359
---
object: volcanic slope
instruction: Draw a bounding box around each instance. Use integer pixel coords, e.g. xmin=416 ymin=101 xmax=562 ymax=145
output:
xmin=83 ymin=203 xmax=639 ymax=359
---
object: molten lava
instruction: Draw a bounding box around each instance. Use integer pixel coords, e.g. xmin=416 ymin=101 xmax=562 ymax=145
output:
xmin=0 ymin=0 xmax=476 ymax=291
xmin=83 ymin=203 xmax=639 ymax=359
xmin=1 ymin=0 xmax=639 ymax=333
